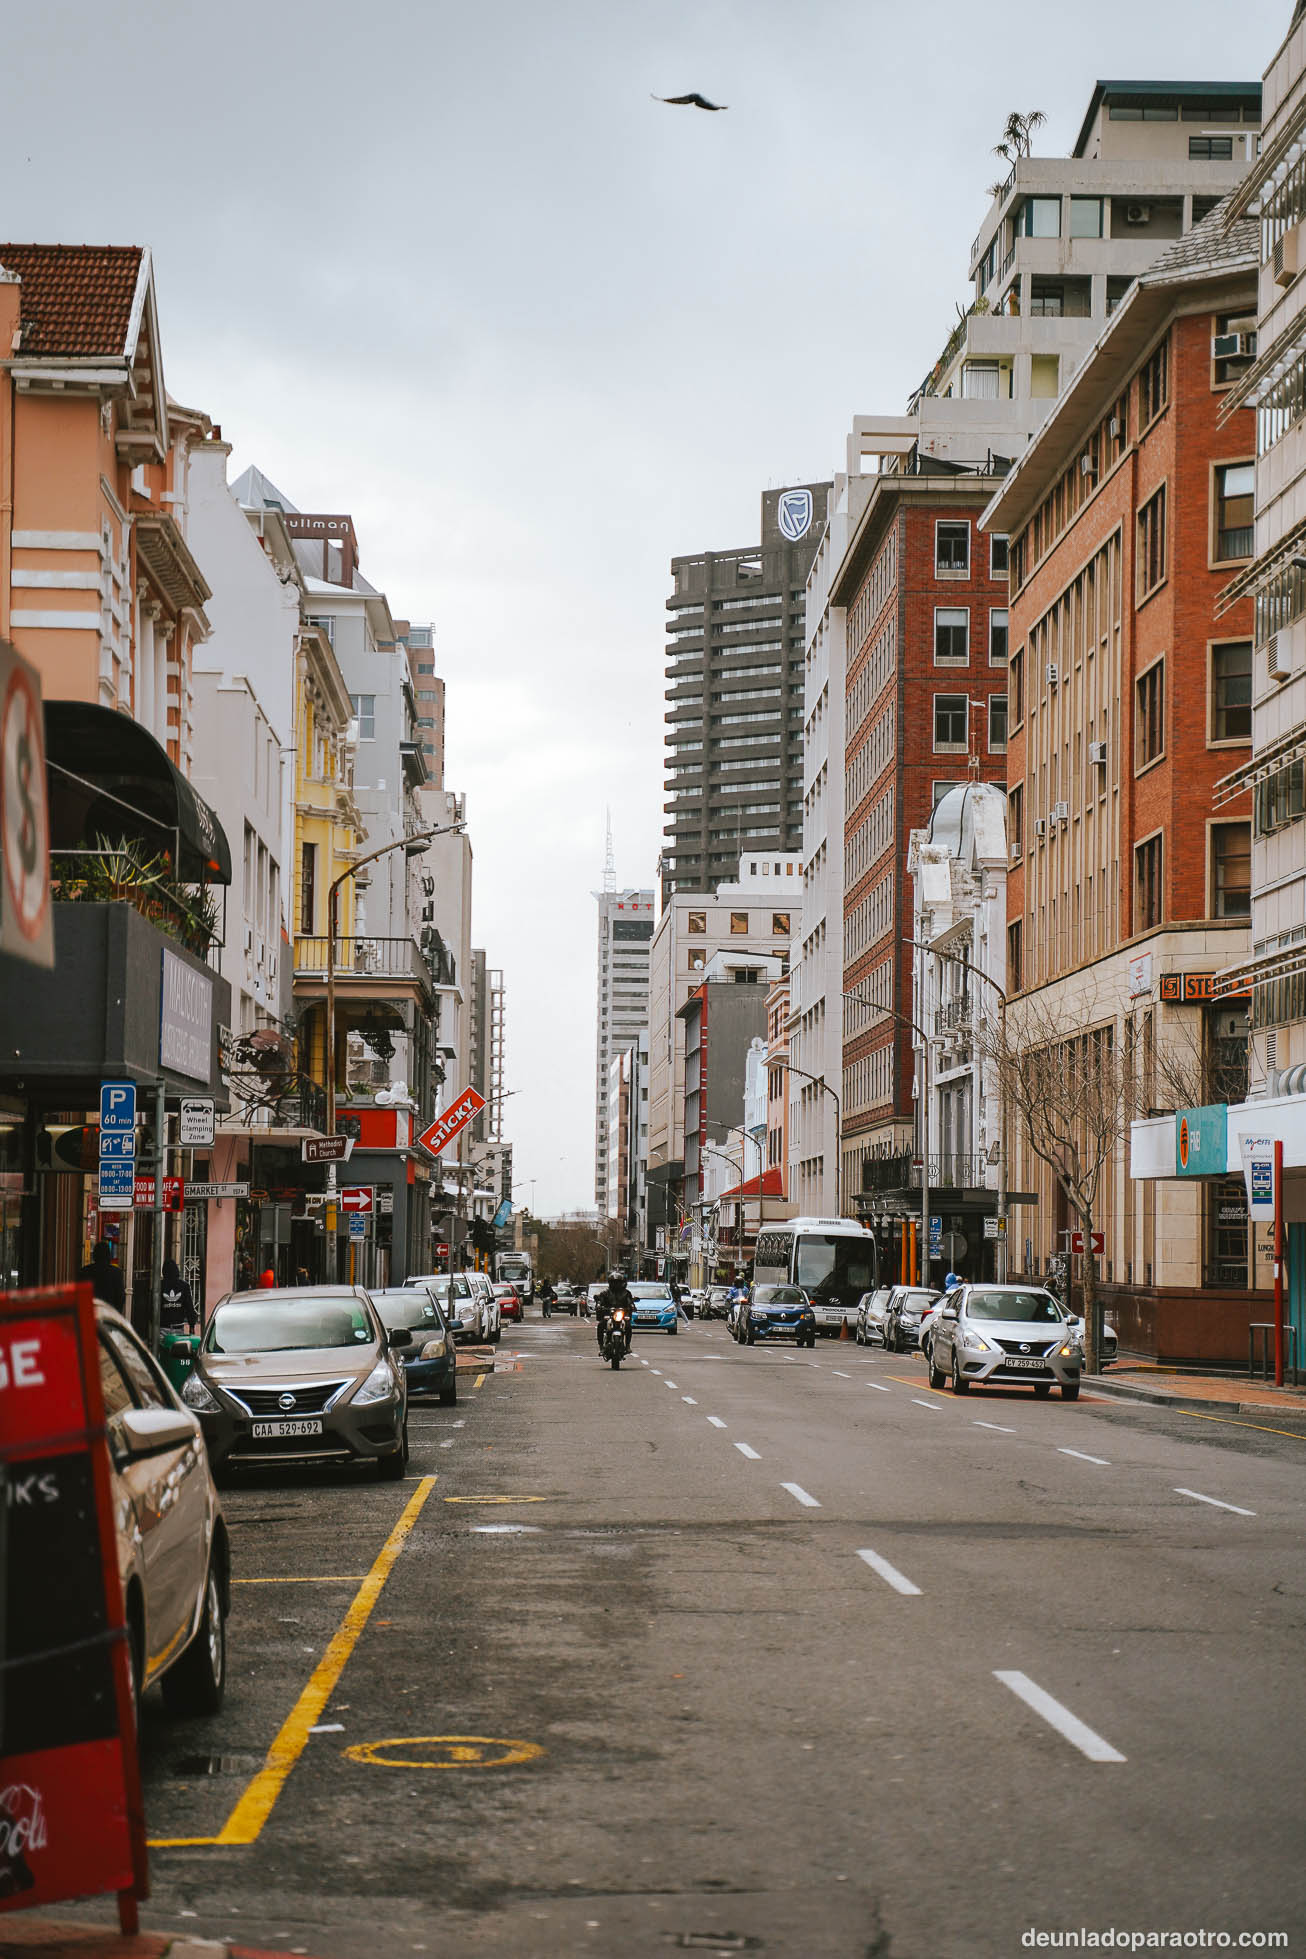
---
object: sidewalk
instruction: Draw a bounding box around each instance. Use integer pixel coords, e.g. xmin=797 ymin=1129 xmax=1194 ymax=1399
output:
xmin=0 ymin=1921 xmax=318 ymax=1959
xmin=1087 ymin=1361 xmax=1306 ymax=1421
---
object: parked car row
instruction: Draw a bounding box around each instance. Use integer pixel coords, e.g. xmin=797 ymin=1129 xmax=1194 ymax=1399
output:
xmin=404 ymin=1269 xmax=503 ymax=1344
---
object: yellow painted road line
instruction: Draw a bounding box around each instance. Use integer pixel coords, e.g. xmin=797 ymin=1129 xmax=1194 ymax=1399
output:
xmin=886 ymin=1374 xmax=945 ymax=1395
xmin=1180 ymin=1408 xmax=1306 ymax=1442
xmin=232 ymin=1575 xmax=369 ymax=1585
xmin=213 ymin=1474 xmax=438 ymax=1847
xmin=443 ymin=1494 xmax=546 ymax=1504
xmin=475 ymin=1372 xmax=487 ymax=1388
xmin=148 ymin=1835 xmax=223 ymax=1847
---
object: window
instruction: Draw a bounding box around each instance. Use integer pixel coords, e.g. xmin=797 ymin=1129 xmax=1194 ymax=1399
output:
xmin=1137 ymin=485 xmax=1167 ymax=598
xmin=1211 ymin=642 xmax=1252 ymax=743
xmin=933 ymin=695 xmax=968 ymax=751
xmin=1069 ymin=197 xmax=1104 ymax=238
xmin=1211 ymin=823 xmax=1251 ymax=918
xmin=934 ymin=607 xmax=970 ymax=664
xmin=300 ymin=843 xmax=317 ymax=936
xmin=1135 ymin=833 xmax=1163 ymax=931
xmin=1192 ymin=194 xmax=1223 ymax=224
xmin=1190 ymin=136 xmax=1233 ymax=160
xmin=931 ymin=779 xmax=962 ymax=809
xmin=1214 ymin=311 xmax=1257 ymax=386
xmin=935 ymin=522 xmax=970 ymax=575
xmin=1007 ymin=919 xmax=1023 ymax=993
xmin=1136 ymin=660 xmax=1164 ymax=769
xmin=730 ymin=912 xmax=749 ymax=935
xmin=1018 ymin=197 xmax=1061 ymax=237
xmin=990 ymin=534 xmax=1009 ymax=578
xmin=1009 ymin=649 xmax=1024 ymax=727
xmin=687 ymin=947 xmax=706 ymax=970
xmin=1106 ymin=275 xmax=1135 ymax=315
xmin=1008 ymin=783 xmax=1024 ymax=860
xmin=962 ymin=361 xmax=1001 ymax=400
xmin=988 ymin=694 xmax=1008 ymax=751
xmin=687 ymin=911 xmax=706 ymax=934
xmin=989 ymin=608 xmax=1008 ymax=664
xmin=1140 ymin=340 xmax=1169 ymax=425
xmin=772 ymin=912 xmax=790 ymax=934
xmin=349 ymin=693 xmax=376 ymax=740
xmin=1213 ymin=463 xmax=1255 ymax=563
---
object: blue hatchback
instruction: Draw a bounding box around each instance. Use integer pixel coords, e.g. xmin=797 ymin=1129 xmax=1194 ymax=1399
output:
xmin=629 ymin=1282 xmax=679 ymax=1335
xmin=372 ymin=1287 xmax=458 ymax=1404
xmin=744 ymin=1285 xmax=816 ymax=1349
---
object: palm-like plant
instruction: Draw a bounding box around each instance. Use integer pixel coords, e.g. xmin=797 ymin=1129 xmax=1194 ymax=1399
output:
xmin=992 ymin=108 xmax=1047 ymax=166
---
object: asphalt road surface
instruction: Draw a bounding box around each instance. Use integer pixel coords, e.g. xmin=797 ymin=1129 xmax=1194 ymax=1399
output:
xmin=110 ymin=1319 xmax=1306 ymax=1958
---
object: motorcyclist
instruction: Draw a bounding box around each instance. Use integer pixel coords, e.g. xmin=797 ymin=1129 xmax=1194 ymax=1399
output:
xmin=596 ymin=1270 xmax=633 ymax=1353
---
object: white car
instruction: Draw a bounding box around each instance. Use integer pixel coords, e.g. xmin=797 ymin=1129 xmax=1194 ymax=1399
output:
xmin=458 ymin=1270 xmax=500 ymax=1344
xmin=407 ymin=1271 xmax=480 ymax=1343
xmin=97 ymin=1305 xmax=231 ymax=1716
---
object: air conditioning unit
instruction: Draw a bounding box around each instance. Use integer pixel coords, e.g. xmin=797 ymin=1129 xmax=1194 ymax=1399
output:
xmin=1125 ymin=203 xmax=1151 ymax=226
xmin=1275 ymin=224 xmax=1302 ymax=288
xmin=1046 ymin=663 xmax=1059 ymax=687
xmin=1034 ymin=816 xmax=1047 ymax=839
xmin=1080 ymin=453 xmax=1096 ymax=477
xmin=1088 ymin=740 xmax=1108 ymax=765
xmin=1212 ymin=331 xmax=1256 ymax=360
xmin=1267 ymin=633 xmax=1291 ymax=681
xmin=1051 ymin=800 xmax=1070 ymax=823
xmin=1108 ymin=416 xmax=1121 ymax=441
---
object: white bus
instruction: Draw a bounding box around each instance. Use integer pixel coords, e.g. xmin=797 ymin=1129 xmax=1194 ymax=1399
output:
xmin=495 ymin=1250 xmax=534 ymax=1304
xmin=752 ymin=1218 xmax=878 ymax=1337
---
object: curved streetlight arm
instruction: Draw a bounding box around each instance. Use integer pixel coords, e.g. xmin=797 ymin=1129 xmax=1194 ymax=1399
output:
xmin=769 ymin=1057 xmax=843 ymax=1217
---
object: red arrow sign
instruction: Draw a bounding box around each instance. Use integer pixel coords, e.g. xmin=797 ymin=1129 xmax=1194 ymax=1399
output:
xmin=340 ymin=1186 xmax=374 ymax=1214
xmin=1070 ymin=1229 xmax=1105 ymax=1256
xmin=417 ymin=1088 xmax=487 ymax=1159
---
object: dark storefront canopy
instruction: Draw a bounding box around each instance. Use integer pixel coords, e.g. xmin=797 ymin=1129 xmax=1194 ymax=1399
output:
xmin=44 ymin=700 xmax=232 ymax=884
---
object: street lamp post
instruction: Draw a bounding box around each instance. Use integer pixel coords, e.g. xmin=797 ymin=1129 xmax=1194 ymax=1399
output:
xmin=903 ymin=937 xmax=1009 ymax=1284
xmin=771 ymin=1059 xmax=842 ymax=1217
xmin=323 ymin=820 xmax=464 ymax=1279
xmin=700 ymin=1141 xmax=746 ymax=1274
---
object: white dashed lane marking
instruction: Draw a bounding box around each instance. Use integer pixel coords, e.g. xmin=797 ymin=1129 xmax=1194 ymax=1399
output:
xmin=1059 ymin=1447 xmax=1110 ymax=1466
xmin=911 ymin=1398 xmax=940 ymax=1411
xmin=682 ymin=1396 xmax=697 ymax=1405
xmin=1174 ymin=1487 xmax=1256 ymax=1516
xmin=974 ymin=1421 xmax=1016 ymax=1433
xmin=864 ymin=1382 xmax=892 ymax=1393
xmin=735 ymin=1443 xmax=761 ymax=1461
xmin=856 ymin=1548 xmax=921 ymax=1596
xmin=706 ymin=1416 xmax=727 ymax=1429
xmin=994 ymin=1671 xmax=1126 ymax=1763
xmin=781 ymin=1482 xmax=820 ymax=1508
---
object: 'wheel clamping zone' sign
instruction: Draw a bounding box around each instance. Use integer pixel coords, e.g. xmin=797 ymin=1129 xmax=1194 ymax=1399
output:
xmin=0 ymin=1283 xmax=148 ymax=1930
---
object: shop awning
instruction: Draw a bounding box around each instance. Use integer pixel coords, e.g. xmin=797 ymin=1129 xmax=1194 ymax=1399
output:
xmin=44 ymin=700 xmax=231 ymax=883
xmin=716 ymin=1167 xmax=787 ymax=1201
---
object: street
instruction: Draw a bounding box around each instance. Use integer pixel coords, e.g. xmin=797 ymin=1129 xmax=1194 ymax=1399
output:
xmin=112 ymin=1318 xmax=1305 ymax=1959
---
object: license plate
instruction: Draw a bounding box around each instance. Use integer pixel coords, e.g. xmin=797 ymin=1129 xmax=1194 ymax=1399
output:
xmin=1004 ymin=1357 xmax=1048 ymax=1371
xmin=251 ymin=1418 xmax=324 ymax=1437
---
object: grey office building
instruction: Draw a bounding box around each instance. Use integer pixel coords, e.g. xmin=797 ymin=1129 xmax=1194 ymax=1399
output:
xmin=662 ymin=483 xmax=830 ymax=906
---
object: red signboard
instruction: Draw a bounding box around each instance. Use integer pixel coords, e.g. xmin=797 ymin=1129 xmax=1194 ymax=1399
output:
xmin=0 ymin=1284 xmax=148 ymax=1929
xmin=417 ymin=1088 xmax=487 ymax=1159
xmin=132 ymin=1176 xmax=183 ymax=1212
xmin=1070 ymin=1230 xmax=1105 ymax=1256
xmin=340 ymin=1185 xmax=374 ymax=1214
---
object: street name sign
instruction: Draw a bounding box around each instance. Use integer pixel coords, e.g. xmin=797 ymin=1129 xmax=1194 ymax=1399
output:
xmin=340 ymin=1185 xmax=374 ymax=1215
xmin=179 ymin=1099 xmax=215 ymax=1146
xmin=183 ymin=1182 xmax=250 ymax=1202
xmin=302 ymin=1135 xmax=354 ymax=1164
xmin=417 ymin=1088 xmax=486 ymax=1159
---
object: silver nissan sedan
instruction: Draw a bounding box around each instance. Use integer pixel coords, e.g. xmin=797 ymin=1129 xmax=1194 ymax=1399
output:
xmin=927 ymin=1284 xmax=1082 ymax=1400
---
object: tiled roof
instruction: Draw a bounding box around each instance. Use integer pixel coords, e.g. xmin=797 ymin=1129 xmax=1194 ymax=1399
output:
xmin=1141 ymin=201 xmax=1260 ymax=283
xmin=0 ymin=244 xmax=145 ymax=357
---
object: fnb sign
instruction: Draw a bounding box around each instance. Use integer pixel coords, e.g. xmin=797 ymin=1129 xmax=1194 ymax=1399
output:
xmin=417 ymin=1089 xmax=486 ymax=1158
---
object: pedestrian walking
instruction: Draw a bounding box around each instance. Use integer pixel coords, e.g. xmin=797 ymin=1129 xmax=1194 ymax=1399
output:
xmin=160 ymin=1257 xmax=197 ymax=1333
xmin=77 ymin=1238 xmax=125 ymax=1311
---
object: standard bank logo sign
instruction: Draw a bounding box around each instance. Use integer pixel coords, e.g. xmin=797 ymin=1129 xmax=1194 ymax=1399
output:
xmin=777 ymin=488 xmax=813 ymax=543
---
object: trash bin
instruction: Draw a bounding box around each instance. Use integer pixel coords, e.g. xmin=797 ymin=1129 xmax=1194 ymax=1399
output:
xmin=159 ymin=1331 xmax=199 ymax=1393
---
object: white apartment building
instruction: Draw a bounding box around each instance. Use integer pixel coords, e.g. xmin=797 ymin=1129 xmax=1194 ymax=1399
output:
xmin=788 ymin=472 xmax=873 ymax=1216
xmin=646 ymin=857 xmax=801 ymax=1197
xmin=857 ymin=80 xmax=1260 ymax=474
xmin=594 ymin=885 xmax=654 ymax=1213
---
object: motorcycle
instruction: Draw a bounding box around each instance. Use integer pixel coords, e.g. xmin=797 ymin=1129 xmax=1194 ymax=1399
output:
xmin=601 ymin=1306 xmax=632 ymax=1370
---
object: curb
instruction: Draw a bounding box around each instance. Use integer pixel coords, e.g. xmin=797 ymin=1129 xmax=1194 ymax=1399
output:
xmin=1085 ymin=1375 xmax=1306 ymax=1420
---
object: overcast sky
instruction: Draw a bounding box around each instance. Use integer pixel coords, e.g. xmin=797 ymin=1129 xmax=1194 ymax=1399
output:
xmin=6 ymin=0 xmax=1289 ymax=1214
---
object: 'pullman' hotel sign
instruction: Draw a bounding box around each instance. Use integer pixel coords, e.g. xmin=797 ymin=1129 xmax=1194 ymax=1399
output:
xmin=159 ymin=948 xmax=213 ymax=1083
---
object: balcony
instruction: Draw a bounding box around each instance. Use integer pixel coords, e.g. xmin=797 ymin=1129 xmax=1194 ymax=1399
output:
xmin=861 ymin=1151 xmax=992 ymax=1195
xmin=935 ymin=999 xmax=972 ymax=1035
xmin=293 ymin=935 xmax=433 ymax=997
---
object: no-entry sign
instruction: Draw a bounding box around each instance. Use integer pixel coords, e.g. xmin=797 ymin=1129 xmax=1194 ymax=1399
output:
xmin=0 ymin=1283 xmax=147 ymax=1928
xmin=417 ymin=1088 xmax=486 ymax=1158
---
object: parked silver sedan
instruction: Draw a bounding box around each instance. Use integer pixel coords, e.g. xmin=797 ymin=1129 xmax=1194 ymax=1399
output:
xmin=927 ymin=1284 xmax=1082 ymax=1400
xmin=854 ymin=1287 xmax=894 ymax=1346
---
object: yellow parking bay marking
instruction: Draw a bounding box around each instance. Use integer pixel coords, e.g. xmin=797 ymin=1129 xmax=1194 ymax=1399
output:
xmin=886 ymin=1375 xmax=944 ymax=1394
xmin=343 ymin=1734 xmax=544 ymax=1770
xmin=213 ymin=1474 xmax=438 ymax=1847
xmin=443 ymin=1494 xmax=547 ymax=1504
xmin=475 ymin=1372 xmax=487 ymax=1388
xmin=232 ymin=1575 xmax=369 ymax=1585
xmin=148 ymin=1834 xmax=223 ymax=1847
xmin=1180 ymin=1409 xmax=1306 ymax=1442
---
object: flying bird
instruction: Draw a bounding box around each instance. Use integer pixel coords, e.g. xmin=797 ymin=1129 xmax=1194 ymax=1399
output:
xmin=652 ymin=92 xmax=728 ymax=111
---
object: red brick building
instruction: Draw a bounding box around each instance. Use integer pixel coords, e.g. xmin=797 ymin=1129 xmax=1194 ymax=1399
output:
xmin=986 ymin=209 xmax=1261 ymax=1360
xmin=829 ymin=470 xmax=1010 ymax=1262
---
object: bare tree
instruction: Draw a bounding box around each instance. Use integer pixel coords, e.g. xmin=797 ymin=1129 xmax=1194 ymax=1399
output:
xmin=983 ymin=987 xmax=1135 ymax=1372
